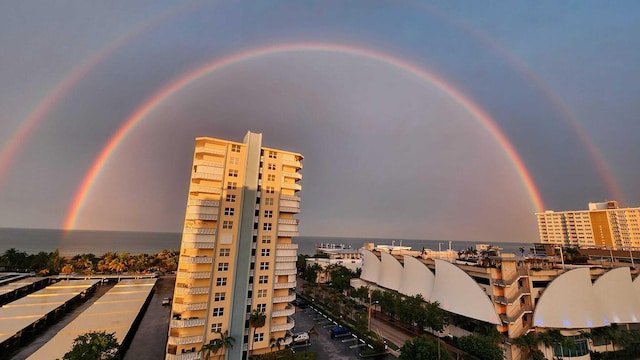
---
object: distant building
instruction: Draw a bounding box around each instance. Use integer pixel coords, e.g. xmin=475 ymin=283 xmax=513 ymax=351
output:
xmin=536 ymin=201 xmax=640 ymax=249
xmin=166 ymin=132 xmax=302 ymax=359
xmin=306 ymin=246 xmax=362 ymax=283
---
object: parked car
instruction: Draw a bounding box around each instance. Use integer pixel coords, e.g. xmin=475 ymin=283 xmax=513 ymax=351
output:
xmin=292 ymin=298 xmax=309 ymax=308
xmin=292 ymin=332 xmax=309 ymax=344
xmin=162 ymin=297 xmax=172 ymax=306
xmin=330 ymin=326 xmax=350 ymax=339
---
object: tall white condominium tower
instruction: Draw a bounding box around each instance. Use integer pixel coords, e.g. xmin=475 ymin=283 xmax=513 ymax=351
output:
xmin=536 ymin=201 xmax=640 ymax=249
xmin=166 ymin=131 xmax=302 ymax=360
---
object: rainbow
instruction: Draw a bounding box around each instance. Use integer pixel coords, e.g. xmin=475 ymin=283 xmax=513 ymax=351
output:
xmin=63 ymin=42 xmax=546 ymax=230
xmin=0 ymin=1 xmax=201 ymax=189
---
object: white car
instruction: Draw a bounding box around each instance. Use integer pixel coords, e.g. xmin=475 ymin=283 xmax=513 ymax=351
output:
xmin=292 ymin=332 xmax=309 ymax=344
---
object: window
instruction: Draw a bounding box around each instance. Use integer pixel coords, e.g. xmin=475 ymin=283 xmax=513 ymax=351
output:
xmin=264 ymin=210 xmax=273 ymax=218
xmin=261 ymin=249 xmax=270 ymax=257
xmin=216 ymin=277 xmax=227 ymax=286
xmin=265 ymin=186 xmax=275 ymax=194
xmin=261 ymin=236 xmax=271 ymax=244
xmin=218 ymin=262 xmax=229 ymax=271
xmin=224 ymin=207 xmax=234 ymax=216
xmin=231 ymin=144 xmax=241 ymax=153
xmin=214 ymin=292 xmax=226 ymax=301
xmin=256 ymin=303 xmax=267 ymax=312
xmin=254 ymin=332 xmax=264 ymax=343
xmin=260 ymin=262 xmax=269 ymax=270
xmin=230 ymin=156 xmax=239 ymax=165
xmin=212 ymin=307 xmax=224 ymax=316
xmin=227 ymin=182 xmax=237 ymax=190
xmin=263 ymin=223 xmax=272 ymax=231
xmin=268 ymin=163 xmax=276 ymax=170
xmin=267 ymin=174 xmax=276 ymax=182
xmin=219 ymin=248 xmax=230 ymax=257
xmin=226 ymin=194 xmax=236 ymax=203
xmin=257 ymin=289 xmax=267 ymax=298
xmin=268 ymin=151 xmax=277 ymax=159
xmin=258 ymin=275 xmax=268 ymax=284
xmin=211 ymin=323 xmax=223 ymax=333
xmin=264 ymin=198 xmax=274 ymax=206
xmin=223 ymin=221 xmax=233 ymax=229
xmin=228 ymin=169 xmax=238 ymax=177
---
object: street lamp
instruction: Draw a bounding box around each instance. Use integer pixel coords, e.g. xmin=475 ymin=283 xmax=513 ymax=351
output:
xmin=368 ymin=294 xmax=379 ymax=331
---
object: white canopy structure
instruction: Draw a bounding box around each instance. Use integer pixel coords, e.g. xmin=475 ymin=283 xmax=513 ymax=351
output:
xmin=400 ymin=255 xmax=435 ymax=299
xmin=593 ymin=267 xmax=640 ymax=324
xmin=361 ymin=250 xmax=381 ymax=283
xmin=379 ymin=252 xmax=403 ymax=292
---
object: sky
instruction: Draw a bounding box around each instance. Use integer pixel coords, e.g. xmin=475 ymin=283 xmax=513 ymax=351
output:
xmin=0 ymin=1 xmax=639 ymax=243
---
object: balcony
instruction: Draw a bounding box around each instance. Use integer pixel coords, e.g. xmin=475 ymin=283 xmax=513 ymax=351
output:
xmin=170 ymin=318 xmax=206 ymax=328
xmin=180 ymin=256 xmax=213 ymax=264
xmin=181 ymin=240 xmax=215 ymax=249
xmin=276 ymin=256 xmax=298 ymax=263
xmin=271 ymin=318 xmax=295 ymax=332
xmin=278 ymin=219 xmax=299 ymax=225
xmin=281 ymin=183 xmax=302 ymax=191
xmin=172 ymin=302 xmax=208 ymax=312
xmin=499 ymin=304 xmax=533 ymax=324
xmin=282 ymin=171 xmax=302 ymax=180
xmin=185 ymin=213 xmax=218 ymax=221
xmin=280 ymin=194 xmax=300 ymax=202
xmin=175 ymin=287 xmax=209 ymax=296
xmin=279 ymin=206 xmax=300 ymax=213
xmin=177 ymin=271 xmax=211 ymax=280
xmin=282 ymin=159 xmax=302 ymax=169
xmin=167 ymin=335 xmax=205 ymax=346
xmin=277 ymin=231 xmax=299 ymax=238
xmin=183 ymin=228 xmax=217 ymax=235
xmin=273 ymin=294 xmax=296 ymax=303
xmin=193 ymin=159 xmax=224 ymax=168
xmin=276 ymin=243 xmax=298 ymax=250
xmin=189 ymin=185 xmax=222 ymax=194
xmin=192 ymin=172 xmax=223 ymax=181
xmin=196 ymin=146 xmax=226 ymax=156
xmin=272 ymin=307 xmax=295 ymax=318
xmin=166 ymin=352 xmax=201 ymax=360
xmin=187 ymin=199 xmax=220 ymax=207
xmin=275 ymin=268 xmax=297 ymax=276
xmin=273 ymin=281 xmax=296 ymax=289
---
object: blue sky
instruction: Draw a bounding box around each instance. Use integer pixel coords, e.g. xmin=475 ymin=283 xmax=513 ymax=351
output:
xmin=0 ymin=1 xmax=638 ymax=243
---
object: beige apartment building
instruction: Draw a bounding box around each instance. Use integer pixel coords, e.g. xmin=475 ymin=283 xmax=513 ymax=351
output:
xmin=536 ymin=201 xmax=640 ymax=249
xmin=166 ymin=132 xmax=302 ymax=360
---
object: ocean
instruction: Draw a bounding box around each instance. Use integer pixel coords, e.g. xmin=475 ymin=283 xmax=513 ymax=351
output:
xmin=0 ymin=228 xmax=531 ymax=257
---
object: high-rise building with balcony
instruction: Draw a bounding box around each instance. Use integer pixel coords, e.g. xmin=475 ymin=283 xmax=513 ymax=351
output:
xmin=536 ymin=201 xmax=640 ymax=249
xmin=166 ymin=132 xmax=302 ymax=360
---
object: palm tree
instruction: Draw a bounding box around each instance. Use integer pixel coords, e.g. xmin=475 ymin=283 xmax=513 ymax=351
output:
xmin=217 ymin=330 xmax=235 ymax=359
xmin=199 ymin=339 xmax=222 ymax=360
xmin=249 ymin=309 xmax=266 ymax=353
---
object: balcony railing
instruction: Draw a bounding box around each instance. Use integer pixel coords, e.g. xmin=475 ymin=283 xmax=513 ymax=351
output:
xmin=185 ymin=213 xmax=218 ymax=221
xmin=170 ymin=318 xmax=206 ymax=328
xmin=183 ymin=228 xmax=217 ymax=235
xmin=277 ymin=231 xmax=299 ymax=238
xmin=276 ymin=256 xmax=298 ymax=263
xmin=494 ymin=268 xmax=529 ymax=287
xmin=278 ymin=219 xmax=299 ymax=225
xmin=275 ymin=268 xmax=297 ymax=276
xmin=280 ymin=194 xmax=300 ymax=202
xmin=180 ymin=256 xmax=213 ymax=264
xmin=282 ymin=171 xmax=302 ymax=180
xmin=167 ymin=335 xmax=204 ymax=345
xmin=175 ymin=287 xmax=209 ymax=295
xmin=189 ymin=185 xmax=222 ymax=194
xmin=193 ymin=159 xmax=224 ymax=168
xmin=172 ymin=302 xmax=208 ymax=312
xmin=282 ymin=159 xmax=302 ymax=168
xmin=279 ymin=206 xmax=300 ymax=213
xmin=192 ymin=172 xmax=223 ymax=181
xmin=271 ymin=318 xmax=295 ymax=332
xmin=166 ymin=352 xmax=201 ymax=360
xmin=177 ymin=271 xmax=211 ymax=280
xmin=273 ymin=281 xmax=296 ymax=289
xmin=187 ymin=199 xmax=220 ymax=207
xmin=281 ymin=183 xmax=302 ymax=191
xmin=276 ymin=243 xmax=298 ymax=250
xmin=196 ymin=146 xmax=226 ymax=156
xmin=273 ymin=294 xmax=296 ymax=303
xmin=181 ymin=240 xmax=215 ymax=249
xmin=272 ymin=307 xmax=295 ymax=318
xmin=499 ymin=304 xmax=533 ymax=324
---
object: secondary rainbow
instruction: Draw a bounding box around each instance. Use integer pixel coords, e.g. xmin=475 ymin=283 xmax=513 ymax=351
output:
xmin=63 ymin=42 xmax=546 ymax=230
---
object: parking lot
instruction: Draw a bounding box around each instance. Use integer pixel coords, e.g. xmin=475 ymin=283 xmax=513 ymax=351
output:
xmin=290 ymin=305 xmax=389 ymax=360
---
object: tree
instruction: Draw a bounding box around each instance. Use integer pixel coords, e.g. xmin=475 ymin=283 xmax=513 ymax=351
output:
xmin=200 ymin=339 xmax=222 ymax=360
xmin=423 ymin=300 xmax=449 ymax=334
xmin=249 ymin=310 xmax=266 ymax=353
xmin=62 ymin=331 xmax=119 ymax=360
xmin=217 ymin=330 xmax=235 ymax=359
xmin=457 ymin=334 xmax=504 ymax=360
xmin=399 ymin=336 xmax=452 ymax=360
xmin=514 ymin=333 xmax=545 ymax=360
